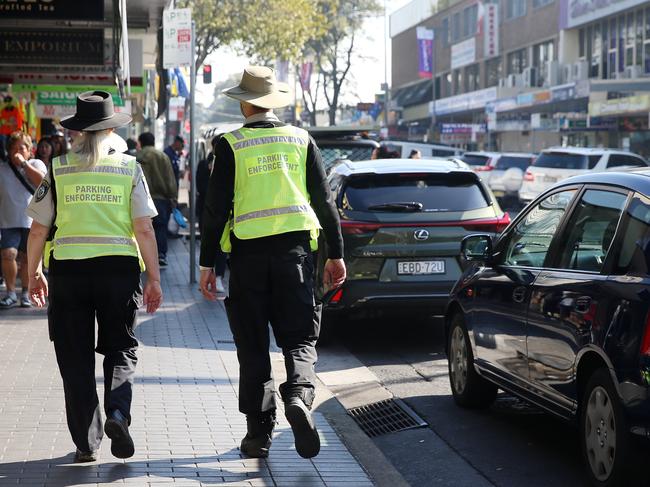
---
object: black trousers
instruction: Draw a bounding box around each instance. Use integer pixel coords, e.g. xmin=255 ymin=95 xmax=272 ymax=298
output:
xmin=48 ymin=257 xmax=141 ymax=453
xmin=225 ymin=232 xmax=321 ymax=417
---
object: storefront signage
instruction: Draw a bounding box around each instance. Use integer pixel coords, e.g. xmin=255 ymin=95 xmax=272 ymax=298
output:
xmin=163 ymin=8 xmax=193 ymax=68
xmin=451 ymin=38 xmax=476 ymax=70
xmin=589 ymin=94 xmax=650 ymax=117
xmin=441 ymin=123 xmax=487 ymax=134
xmin=0 ymin=0 xmax=103 ymax=20
xmin=551 ymin=83 xmax=576 ymax=102
xmin=435 ymin=87 xmax=497 ymax=115
xmin=36 ymin=100 xmax=131 ymax=120
xmin=13 ymin=84 xmax=127 ymax=106
xmin=484 ymin=4 xmax=499 ymax=59
xmin=517 ymin=90 xmax=552 ymax=108
xmin=560 ymin=0 xmax=647 ymax=29
xmin=416 ymin=27 xmax=435 ymax=79
xmin=0 ymin=29 xmax=103 ymax=66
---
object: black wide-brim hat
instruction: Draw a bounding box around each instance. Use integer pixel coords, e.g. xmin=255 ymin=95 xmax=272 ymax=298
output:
xmin=60 ymin=90 xmax=132 ymax=131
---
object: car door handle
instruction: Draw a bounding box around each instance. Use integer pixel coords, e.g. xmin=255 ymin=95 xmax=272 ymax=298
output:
xmin=512 ymin=286 xmax=527 ymax=303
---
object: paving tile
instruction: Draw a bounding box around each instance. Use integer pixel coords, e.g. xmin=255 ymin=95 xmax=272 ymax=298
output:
xmin=0 ymin=239 xmax=374 ymax=487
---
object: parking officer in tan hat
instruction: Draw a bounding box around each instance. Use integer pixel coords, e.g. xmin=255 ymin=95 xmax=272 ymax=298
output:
xmin=199 ymin=66 xmax=346 ymax=459
xmin=25 ymin=91 xmax=162 ymax=462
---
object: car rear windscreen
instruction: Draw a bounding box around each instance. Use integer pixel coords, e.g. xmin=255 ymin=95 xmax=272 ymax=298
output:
xmin=342 ymin=173 xmax=489 ymax=212
xmin=534 ymin=153 xmax=601 ymax=170
xmin=496 ymin=156 xmax=533 ymax=170
xmin=320 ymin=146 xmax=375 ymax=168
xmin=460 ymin=154 xmax=491 ymax=166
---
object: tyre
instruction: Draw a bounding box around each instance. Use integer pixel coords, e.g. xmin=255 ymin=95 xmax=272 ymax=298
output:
xmin=447 ymin=313 xmax=498 ymax=408
xmin=580 ymin=368 xmax=635 ymax=487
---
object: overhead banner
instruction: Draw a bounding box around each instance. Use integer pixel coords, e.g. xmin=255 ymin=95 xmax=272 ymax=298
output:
xmin=484 ymin=4 xmax=499 ymax=59
xmin=0 ymin=29 xmax=103 ymax=66
xmin=416 ymin=27 xmax=434 ymax=79
xmin=299 ymin=62 xmax=313 ymax=92
xmin=0 ymin=0 xmax=103 ymax=20
xmin=163 ymin=8 xmax=192 ymax=68
xmin=451 ymin=38 xmax=476 ymax=70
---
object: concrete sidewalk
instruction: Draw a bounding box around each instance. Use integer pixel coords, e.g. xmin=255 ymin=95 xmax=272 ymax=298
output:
xmin=0 ymin=238 xmax=374 ymax=487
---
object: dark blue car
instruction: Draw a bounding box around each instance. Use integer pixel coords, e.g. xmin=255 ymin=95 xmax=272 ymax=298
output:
xmin=446 ymin=169 xmax=650 ymax=487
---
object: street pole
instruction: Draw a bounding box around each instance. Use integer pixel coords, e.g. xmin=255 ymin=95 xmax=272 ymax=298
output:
xmin=383 ymin=0 xmax=389 ymax=133
xmin=189 ymin=20 xmax=197 ymax=284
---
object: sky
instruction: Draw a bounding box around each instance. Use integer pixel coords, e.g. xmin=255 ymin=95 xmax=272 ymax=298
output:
xmin=194 ymin=0 xmax=411 ymax=109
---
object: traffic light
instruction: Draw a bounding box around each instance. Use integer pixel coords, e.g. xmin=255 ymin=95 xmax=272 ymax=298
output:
xmin=203 ymin=65 xmax=212 ymax=84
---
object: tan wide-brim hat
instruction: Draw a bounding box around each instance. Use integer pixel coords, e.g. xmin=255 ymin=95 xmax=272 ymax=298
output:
xmin=223 ymin=66 xmax=291 ymax=109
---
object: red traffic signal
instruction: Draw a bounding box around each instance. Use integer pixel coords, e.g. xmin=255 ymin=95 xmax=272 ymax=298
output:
xmin=203 ymin=65 xmax=212 ymax=84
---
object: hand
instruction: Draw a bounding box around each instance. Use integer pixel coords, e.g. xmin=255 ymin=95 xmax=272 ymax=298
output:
xmin=323 ymin=258 xmax=346 ymax=291
xmin=11 ymin=152 xmax=25 ymax=169
xmin=143 ymin=279 xmax=162 ymax=313
xmin=199 ymin=268 xmax=219 ymax=301
xmin=29 ymin=273 xmax=48 ymax=308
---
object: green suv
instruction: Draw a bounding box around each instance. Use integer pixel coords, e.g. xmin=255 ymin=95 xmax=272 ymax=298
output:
xmin=317 ymin=158 xmax=510 ymax=330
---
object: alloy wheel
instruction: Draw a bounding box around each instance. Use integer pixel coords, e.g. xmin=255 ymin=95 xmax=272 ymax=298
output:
xmin=585 ymin=385 xmax=616 ymax=482
xmin=450 ymin=326 xmax=468 ymax=394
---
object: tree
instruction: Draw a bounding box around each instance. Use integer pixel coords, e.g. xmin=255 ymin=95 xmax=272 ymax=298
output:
xmin=305 ymin=0 xmax=381 ymax=126
xmin=177 ymin=0 xmax=323 ymax=74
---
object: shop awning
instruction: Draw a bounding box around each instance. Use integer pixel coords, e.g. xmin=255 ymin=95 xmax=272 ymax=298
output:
xmin=392 ymin=79 xmax=433 ymax=108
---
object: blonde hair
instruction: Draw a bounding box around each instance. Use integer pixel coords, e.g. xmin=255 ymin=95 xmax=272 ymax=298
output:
xmin=7 ymin=131 xmax=32 ymax=152
xmin=71 ymin=129 xmax=111 ymax=168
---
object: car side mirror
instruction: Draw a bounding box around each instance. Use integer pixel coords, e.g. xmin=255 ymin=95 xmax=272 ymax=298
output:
xmin=461 ymin=234 xmax=493 ymax=263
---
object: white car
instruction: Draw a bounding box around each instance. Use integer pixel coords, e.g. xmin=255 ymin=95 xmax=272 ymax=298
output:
xmin=459 ymin=152 xmax=535 ymax=200
xmin=519 ymin=148 xmax=649 ymax=203
xmin=384 ymin=140 xmax=463 ymax=159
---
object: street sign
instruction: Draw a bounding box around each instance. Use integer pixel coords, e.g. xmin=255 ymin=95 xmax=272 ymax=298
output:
xmin=163 ymin=8 xmax=192 ymax=68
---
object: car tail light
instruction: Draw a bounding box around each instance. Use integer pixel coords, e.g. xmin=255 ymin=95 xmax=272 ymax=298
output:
xmin=524 ymin=170 xmax=534 ymax=182
xmin=340 ymin=221 xmax=382 ymax=235
xmin=461 ymin=213 xmax=511 ymax=234
xmin=640 ymin=313 xmax=650 ymax=356
xmin=330 ymin=288 xmax=344 ymax=304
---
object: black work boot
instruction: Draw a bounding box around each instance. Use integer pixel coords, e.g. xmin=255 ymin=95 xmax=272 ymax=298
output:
xmin=240 ymin=413 xmax=276 ymax=458
xmin=104 ymin=410 xmax=135 ymax=459
xmin=285 ymin=397 xmax=320 ymax=458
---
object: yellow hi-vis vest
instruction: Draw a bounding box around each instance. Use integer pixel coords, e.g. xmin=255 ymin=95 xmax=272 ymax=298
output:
xmin=219 ymin=125 xmax=321 ymax=253
xmin=49 ymin=152 xmax=141 ymax=266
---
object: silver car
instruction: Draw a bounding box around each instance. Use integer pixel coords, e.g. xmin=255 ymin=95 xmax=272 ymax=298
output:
xmin=460 ymin=152 xmax=535 ymax=201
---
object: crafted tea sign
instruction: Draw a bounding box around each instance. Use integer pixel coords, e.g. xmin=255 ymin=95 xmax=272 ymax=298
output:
xmin=163 ymin=8 xmax=192 ymax=68
xmin=0 ymin=29 xmax=104 ymax=66
xmin=0 ymin=0 xmax=103 ymax=20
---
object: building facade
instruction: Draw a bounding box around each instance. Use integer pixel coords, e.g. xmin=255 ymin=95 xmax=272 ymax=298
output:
xmin=391 ymin=0 xmax=650 ymax=156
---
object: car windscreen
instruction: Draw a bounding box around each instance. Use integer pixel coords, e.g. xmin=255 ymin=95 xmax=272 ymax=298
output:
xmin=342 ymin=173 xmax=489 ymax=212
xmin=320 ymin=145 xmax=375 ymax=168
xmin=534 ymin=153 xmax=601 ymax=170
xmin=495 ymin=156 xmax=533 ymax=170
xmin=460 ymin=154 xmax=491 ymax=166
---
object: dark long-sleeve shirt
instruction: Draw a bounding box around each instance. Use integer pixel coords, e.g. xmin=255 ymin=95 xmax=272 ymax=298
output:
xmin=199 ymin=119 xmax=344 ymax=268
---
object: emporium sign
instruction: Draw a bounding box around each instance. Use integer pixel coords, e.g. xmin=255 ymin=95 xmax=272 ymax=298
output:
xmin=0 ymin=0 xmax=103 ymax=20
xmin=0 ymin=29 xmax=103 ymax=66
xmin=560 ymin=0 xmax=647 ymax=29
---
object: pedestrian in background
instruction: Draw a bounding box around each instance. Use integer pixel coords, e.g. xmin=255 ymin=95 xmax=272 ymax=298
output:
xmin=199 ymin=66 xmax=346 ymax=459
xmin=125 ymin=137 xmax=138 ymax=157
xmin=26 ymin=91 xmax=161 ymax=463
xmin=409 ymin=149 xmax=422 ymax=159
xmin=371 ymin=144 xmax=400 ymax=159
xmin=137 ymin=132 xmax=177 ymax=267
xmin=36 ymin=137 xmax=55 ymax=168
xmin=164 ymin=135 xmax=184 ymax=189
xmin=0 ymin=131 xmax=46 ymax=309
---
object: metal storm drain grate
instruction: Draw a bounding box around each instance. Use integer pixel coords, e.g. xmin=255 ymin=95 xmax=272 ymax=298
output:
xmin=347 ymin=398 xmax=427 ymax=438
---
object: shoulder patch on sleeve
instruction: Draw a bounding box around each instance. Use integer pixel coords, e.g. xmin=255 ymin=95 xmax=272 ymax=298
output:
xmin=35 ymin=179 xmax=50 ymax=202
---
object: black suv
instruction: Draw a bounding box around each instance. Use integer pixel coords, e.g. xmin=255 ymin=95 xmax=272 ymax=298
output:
xmin=317 ymin=158 xmax=509 ymax=330
xmin=308 ymin=127 xmax=380 ymax=171
xmin=447 ymin=169 xmax=650 ymax=486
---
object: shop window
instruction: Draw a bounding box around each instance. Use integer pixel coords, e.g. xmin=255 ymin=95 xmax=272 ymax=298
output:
xmin=435 ymin=77 xmax=442 ymax=100
xmin=507 ymin=48 xmax=528 ymax=75
xmin=440 ymin=18 xmax=450 ymax=47
xmin=506 ymin=0 xmax=526 ymax=20
xmin=486 ymin=58 xmax=501 ymax=88
xmin=637 ymin=12 xmax=644 ymax=67
xmin=532 ymin=0 xmax=553 ymax=7
xmin=452 ymin=12 xmax=461 ymax=42
xmin=464 ymin=64 xmax=480 ymax=92
xmin=443 ymin=72 xmax=452 ymax=97
xmin=463 ymin=4 xmax=478 ymax=38
xmin=591 ymin=25 xmax=601 ymax=78
xmin=579 ymin=29 xmax=585 ymax=58
xmin=453 ymin=69 xmax=463 ymax=95
xmin=618 ymin=15 xmax=625 ymax=72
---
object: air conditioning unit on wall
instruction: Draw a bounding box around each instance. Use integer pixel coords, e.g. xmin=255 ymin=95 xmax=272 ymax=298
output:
xmin=546 ymin=61 xmax=562 ymax=86
xmin=523 ymin=67 xmax=538 ymax=87
xmin=562 ymin=64 xmax=573 ymax=83
xmin=573 ymin=60 xmax=589 ymax=81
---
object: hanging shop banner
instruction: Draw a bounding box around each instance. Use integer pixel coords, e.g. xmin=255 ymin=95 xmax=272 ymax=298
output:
xmin=0 ymin=29 xmax=103 ymax=66
xmin=416 ymin=27 xmax=434 ymax=79
xmin=0 ymin=0 xmax=103 ymax=20
xmin=560 ymin=0 xmax=647 ymax=29
xmin=589 ymin=94 xmax=650 ymax=117
xmin=451 ymin=38 xmax=476 ymax=70
xmin=163 ymin=8 xmax=192 ymax=68
xmin=484 ymin=4 xmax=499 ymax=59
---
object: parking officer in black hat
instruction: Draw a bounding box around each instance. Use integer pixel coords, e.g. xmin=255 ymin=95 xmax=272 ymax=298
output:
xmin=199 ymin=66 xmax=346 ymax=459
xmin=25 ymin=91 xmax=162 ymax=462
